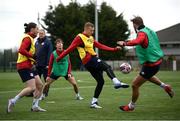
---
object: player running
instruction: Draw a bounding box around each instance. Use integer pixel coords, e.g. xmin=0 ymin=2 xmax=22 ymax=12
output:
xmin=56 ymin=22 xmax=129 ymax=109
xmin=117 ymin=16 xmax=174 ymax=111
xmin=7 ymin=22 xmax=46 ymax=113
xmin=42 ymin=38 xmax=83 ymax=100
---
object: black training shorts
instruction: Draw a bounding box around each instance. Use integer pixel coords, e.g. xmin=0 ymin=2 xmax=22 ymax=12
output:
xmin=18 ymin=68 xmax=38 ymax=83
xmin=140 ymin=64 xmax=160 ymax=79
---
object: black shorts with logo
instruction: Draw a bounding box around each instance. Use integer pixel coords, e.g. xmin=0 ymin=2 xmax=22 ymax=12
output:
xmin=18 ymin=69 xmax=38 ymax=83
xmin=139 ymin=64 xmax=161 ymax=79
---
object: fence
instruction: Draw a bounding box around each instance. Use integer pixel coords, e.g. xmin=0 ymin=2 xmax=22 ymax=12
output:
xmin=0 ymin=49 xmax=179 ymax=72
xmin=0 ymin=60 xmax=179 ymax=72
xmin=106 ymin=60 xmax=180 ymax=71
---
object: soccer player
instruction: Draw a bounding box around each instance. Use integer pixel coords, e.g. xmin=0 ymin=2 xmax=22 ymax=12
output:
xmin=35 ymin=29 xmax=53 ymax=97
xmin=42 ymin=38 xmax=83 ymax=100
xmin=7 ymin=22 xmax=46 ymax=113
xmin=117 ymin=16 xmax=174 ymax=111
xmin=56 ymin=22 xmax=129 ymax=109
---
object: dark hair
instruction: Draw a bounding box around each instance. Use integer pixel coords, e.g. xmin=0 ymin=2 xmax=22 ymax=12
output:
xmin=131 ymin=16 xmax=144 ymax=26
xmin=84 ymin=22 xmax=94 ymax=28
xmin=24 ymin=22 xmax=37 ymax=33
xmin=55 ymin=38 xmax=63 ymax=44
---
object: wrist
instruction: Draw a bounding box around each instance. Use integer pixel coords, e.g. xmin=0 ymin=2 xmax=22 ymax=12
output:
xmin=114 ymin=48 xmax=118 ymax=51
xmin=123 ymin=42 xmax=127 ymax=46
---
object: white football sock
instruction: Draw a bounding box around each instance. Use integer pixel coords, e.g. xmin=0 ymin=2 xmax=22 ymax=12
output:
xmin=160 ymin=82 xmax=166 ymax=88
xmin=76 ymin=93 xmax=80 ymax=97
xmin=128 ymin=101 xmax=135 ymax=109
xmin=32 ymin=98 xmax=39 ymax=108
xmin=91 ymin=97 xmax=98 ymax=104
xmin=11 ymin=95 xmax=20 ymax=104
xmin=112 ymin=78 xmax=121 ymax=85
xmin=39 ymin=94 xmax=43 ymax=98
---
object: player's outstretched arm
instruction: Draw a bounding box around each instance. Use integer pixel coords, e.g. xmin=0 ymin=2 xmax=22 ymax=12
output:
xmin=94 ymin=40 xmax=121 ymax=52
xmin=56 ymin=37 xmax=82 ymax=62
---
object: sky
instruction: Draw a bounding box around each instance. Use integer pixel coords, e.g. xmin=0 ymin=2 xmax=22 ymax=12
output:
xmin=0 ymin=0 xmax=180 ymax=49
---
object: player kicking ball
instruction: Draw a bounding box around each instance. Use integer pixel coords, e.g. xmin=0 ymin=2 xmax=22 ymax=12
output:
xmin=56 ymin=22 xmax=129 ymax=109
xmin=42 ymin=38 xmax=83 ymax=100
xmin=117 ymin=16 xmax=174 ymax=111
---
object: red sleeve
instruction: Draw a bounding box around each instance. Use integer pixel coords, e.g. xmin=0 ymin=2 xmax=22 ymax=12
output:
xmin=56 ymin=36 xmax=83 ymax=62
xmin=67 ymin=57 xmax=72 ymax=74
xmin=125 ymin=32 xmax=147 ymax=47
xmin=47 ymin=53 xmax=54 ymax=77
xmin=94 ymin=40 xmax=118 ymax=51
xmin=18 ymin=37 xmax=33 ymax=57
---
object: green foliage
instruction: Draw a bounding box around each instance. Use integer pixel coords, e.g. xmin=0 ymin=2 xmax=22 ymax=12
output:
xmin=42 ymin=1 xmax=129 ymax=69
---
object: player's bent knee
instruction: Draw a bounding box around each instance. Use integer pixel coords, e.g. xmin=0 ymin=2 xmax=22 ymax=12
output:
xmin=97 ymin=81 xmax=104 ymax=86
xmin=30 ymin=86 xmax=36 ymax=92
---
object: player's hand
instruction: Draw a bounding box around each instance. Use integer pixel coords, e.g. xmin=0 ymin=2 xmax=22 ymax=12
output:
xmin=68 ymin=74 xmax=72 ymax=78
xmin=32 ymin=54 xmax=37 ymax=60
xmin=117 ymin=41 xmax=125 ymax=46
xmin=116 ymin=46 xmax=122 ymax=50
xmin=31 ymin=65 xmax=37 ymax=71
xmin=46 ymin=77 xmax=51 ymax=81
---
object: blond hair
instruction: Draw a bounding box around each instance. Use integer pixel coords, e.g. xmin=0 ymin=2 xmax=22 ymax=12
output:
xmin=84 ymin=22 xmax=94 ymax=28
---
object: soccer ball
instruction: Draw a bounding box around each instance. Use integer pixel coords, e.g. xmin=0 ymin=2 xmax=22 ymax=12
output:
xmin=119 ymin=63 xmax=132 ymax=74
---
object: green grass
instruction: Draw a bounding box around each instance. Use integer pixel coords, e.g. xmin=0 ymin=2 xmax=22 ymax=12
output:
xmin=0 ymin=71 xmax=180 ymax=120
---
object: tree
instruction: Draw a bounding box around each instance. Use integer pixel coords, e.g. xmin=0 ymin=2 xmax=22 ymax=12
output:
xmin=42 ymin=0 xmax=129 ymax=69
xmin=98 ymin=2 xmax=129 ymax=60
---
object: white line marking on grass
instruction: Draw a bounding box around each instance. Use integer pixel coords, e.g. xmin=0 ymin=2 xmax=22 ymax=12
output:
xmin=0 ymin=85 xmax=113 ymax=94
xmin=46 ymin=101 xmax=55 ymax=104
xmin=0 ymin=90 xmax=18 ymax=94
xmin=77 ymin=79 xmax=82 ymax=82
xmin=76 ymin=80 xmax=95 ymax=83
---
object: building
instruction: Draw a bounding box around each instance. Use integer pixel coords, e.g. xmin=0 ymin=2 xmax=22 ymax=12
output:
xmin=157 ymin=23 xmax=180 ymax=60
xmin=125 ymin=23 xmax=180 ymax=70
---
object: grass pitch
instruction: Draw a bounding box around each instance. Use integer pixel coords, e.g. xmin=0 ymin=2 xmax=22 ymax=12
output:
xmin=0 ymin=71 xmax=179 ymax=120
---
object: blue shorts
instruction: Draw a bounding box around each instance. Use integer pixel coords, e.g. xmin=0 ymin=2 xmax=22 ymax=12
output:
xmin=140 ymin=64 xmax=160 ymax=79
xmin=18 ymin=69 xmax=38 ymax=83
